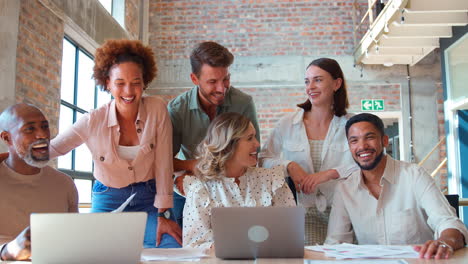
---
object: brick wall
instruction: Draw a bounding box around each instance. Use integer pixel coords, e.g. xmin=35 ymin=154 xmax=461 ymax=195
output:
xmin=148 ymin=0 xmax=400 ymax=138
xmin=125 ymin=0 xmax=140 ymax=40
xmin=147 ymin=0 xmax=446 ymax=192
xmin=15 ymin=0 xmax=64 ymax=136
xmin=154 ymin=82 xmax=401 ymax=143
xmin=149 ymin=0 xmax=359 ymax=60
xmin=348 ymin=83 xmax=401 ymax=113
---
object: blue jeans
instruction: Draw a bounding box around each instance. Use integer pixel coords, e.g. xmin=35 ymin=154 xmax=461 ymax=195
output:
xmin=173 ymin=192 xmax=185 ymax=228
xmin=91 ymin=180 xmax=181 ymax=248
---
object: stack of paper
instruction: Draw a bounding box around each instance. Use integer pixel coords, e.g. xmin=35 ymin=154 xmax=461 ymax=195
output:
xmin=305 ymin=260 xmax=408 ymax=264
xmin=141 ymin=248 xmax=208 ymax=262
xmin=306 ymin=243 xmax=419 ymax=259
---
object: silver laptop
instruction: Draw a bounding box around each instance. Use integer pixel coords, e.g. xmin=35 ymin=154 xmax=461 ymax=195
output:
xmin=31 ymin=212 xmax=146 ymax=264
xmin=212 ymin=207 xmax=305 ymax=259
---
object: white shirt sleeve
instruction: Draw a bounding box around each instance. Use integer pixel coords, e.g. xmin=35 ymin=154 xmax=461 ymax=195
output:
xmin=325 ymin=182 xmax=355 ymax=244
xmin=334 ymin=161 xmax=359 ymax=180
xmin=259 ymin=123 xmax=291 ymax=176
xmin=415 ymin=167 xmax=468 ymax=241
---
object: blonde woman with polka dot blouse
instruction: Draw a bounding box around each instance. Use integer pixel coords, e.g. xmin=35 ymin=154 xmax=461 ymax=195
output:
xmin=182 ymin=112 xmax=296 ymax=249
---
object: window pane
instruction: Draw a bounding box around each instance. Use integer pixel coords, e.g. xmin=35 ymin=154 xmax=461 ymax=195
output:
xmin=112 ymin=0 xmax=125 ymax=28
xmin=99 ymin=0 xmax=112 ymax=14
xmin=60 ymin=39 xmax=76 ymax=104
xmin=57 ymin=105 xmax=73 ymax=170
xmin=74 ymin=179 xmax=92 ymax=204
xmin=75 ymin=144 xmax=93 ymax=172
xmin=76 ymin=51 xmax=95 ymax=111
xmin=447 ymin=34 xmax=468 ymax=103
xmin=74 ymin=112 xmax=93 ymax=172
xmin=97 ymin=89 xmax=112 ymax=108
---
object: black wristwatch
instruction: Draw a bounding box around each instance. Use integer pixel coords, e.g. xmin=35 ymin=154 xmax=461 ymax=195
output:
xmin=158 ymin=210 xmax=171 ymax=219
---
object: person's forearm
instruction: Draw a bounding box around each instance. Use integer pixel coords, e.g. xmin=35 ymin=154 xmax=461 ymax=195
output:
xmin=286 ymin=162 xmax=307 ymax=183
xmin=323 ymin=169 xmax=339 ymax=180
xmin=173 ymin=158 xmax=196 ymax=172
xmin=439 ymin=228 xmax=465 ymax=251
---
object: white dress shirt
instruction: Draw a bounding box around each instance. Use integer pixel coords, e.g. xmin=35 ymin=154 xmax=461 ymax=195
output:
xmin=259 ymin=108 xmax=358 ymax=209
xmin=325 ymin=155 xmax=468 ymax=245
xmin=182 ymin=166 xmax=296 ymax=249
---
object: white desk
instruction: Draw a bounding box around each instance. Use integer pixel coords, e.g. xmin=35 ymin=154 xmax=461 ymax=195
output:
xmin=139 ymin=247 xmax=468 ymax=264
xmin=4 ymin=247 xmax=467 ymax=263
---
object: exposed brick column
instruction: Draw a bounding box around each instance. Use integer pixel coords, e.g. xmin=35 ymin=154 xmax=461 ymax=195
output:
xmin=15 ymin=0 xmax=64 ymax=137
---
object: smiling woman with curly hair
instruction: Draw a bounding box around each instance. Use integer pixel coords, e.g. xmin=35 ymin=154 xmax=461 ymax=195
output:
xmin=50 ymin=39 xmax=181 ymax=248
xmin=182 ymin=112 xmax=295 ymax=249
xmin=93 ymin=39 xmax=157 ymax=90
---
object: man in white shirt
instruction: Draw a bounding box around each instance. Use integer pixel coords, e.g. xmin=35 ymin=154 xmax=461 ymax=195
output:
xmin=325 ymin=113 xmax=467 ymax=259
xmin=0 ymin=103 xmax=78 ymax=261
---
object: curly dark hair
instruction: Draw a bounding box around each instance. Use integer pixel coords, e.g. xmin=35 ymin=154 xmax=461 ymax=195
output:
xmin=93 ymin=39 xmax=157 ymax=91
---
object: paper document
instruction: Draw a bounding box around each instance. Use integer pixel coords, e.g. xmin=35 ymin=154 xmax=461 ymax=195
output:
xmin=306 ymin=244 xmax=419 ymax=259
xmin=305 ymin=260 xmax=408 ymax=264
xmin=141 ymin=248 xmax=208 ymax=261
xmin=112 ymin=192 xmax=137 ymax=213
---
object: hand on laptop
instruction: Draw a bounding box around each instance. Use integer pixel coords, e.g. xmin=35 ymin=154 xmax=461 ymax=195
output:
xmin=157 ymin=211 xmax=182 ymax=246
xmin=0 ymin=226 xmax=31 ymax=261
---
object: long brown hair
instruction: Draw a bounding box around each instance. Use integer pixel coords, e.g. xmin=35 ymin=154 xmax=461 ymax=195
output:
xmin=297 ymin=58 xmax=349 ymax=116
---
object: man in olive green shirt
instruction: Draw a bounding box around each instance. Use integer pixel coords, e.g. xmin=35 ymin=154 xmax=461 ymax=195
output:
xmin=168 ymin=41 xmax=260 ymax=226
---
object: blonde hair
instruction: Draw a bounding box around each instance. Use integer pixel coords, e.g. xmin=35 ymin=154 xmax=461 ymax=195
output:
xmin=195 ymin=112 xmax=251 ymax=180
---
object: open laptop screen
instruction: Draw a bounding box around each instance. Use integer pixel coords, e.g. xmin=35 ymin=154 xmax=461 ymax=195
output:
xmin=31 ymin=212 xmax=146 ymax=264
xmin=212 ymin=207 xmax=304 ymax=259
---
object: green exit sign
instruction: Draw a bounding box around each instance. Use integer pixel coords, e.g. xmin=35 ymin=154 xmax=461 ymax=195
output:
xmin=361 ymin=99 xmax=385 ymax=111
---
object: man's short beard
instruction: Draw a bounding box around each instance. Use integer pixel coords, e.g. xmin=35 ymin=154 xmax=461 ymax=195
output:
xmin=23 ymin=153 xmax=49 ymax=168
xmin=17 ymin=139 xmax=50 ymax=168
xmin=355 ymin=150 xmax=384 ymax=171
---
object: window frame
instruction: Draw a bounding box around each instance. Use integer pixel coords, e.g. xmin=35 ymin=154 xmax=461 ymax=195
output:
xmin=98 ymin=0 xmax=125 ymax=28
xmin=58 ymin=36 xmax=101 ymax=182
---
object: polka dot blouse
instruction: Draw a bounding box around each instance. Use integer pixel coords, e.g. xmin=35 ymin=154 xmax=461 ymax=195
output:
xmin=182 ymin=165 xmax=296 ymax=249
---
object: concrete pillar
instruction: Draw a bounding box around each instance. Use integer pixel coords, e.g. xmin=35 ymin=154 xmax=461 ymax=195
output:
xmin=0 ymin=0 xmax=20 ymax=112
xmin=0 ymin=0 xmax=20 ymax=152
